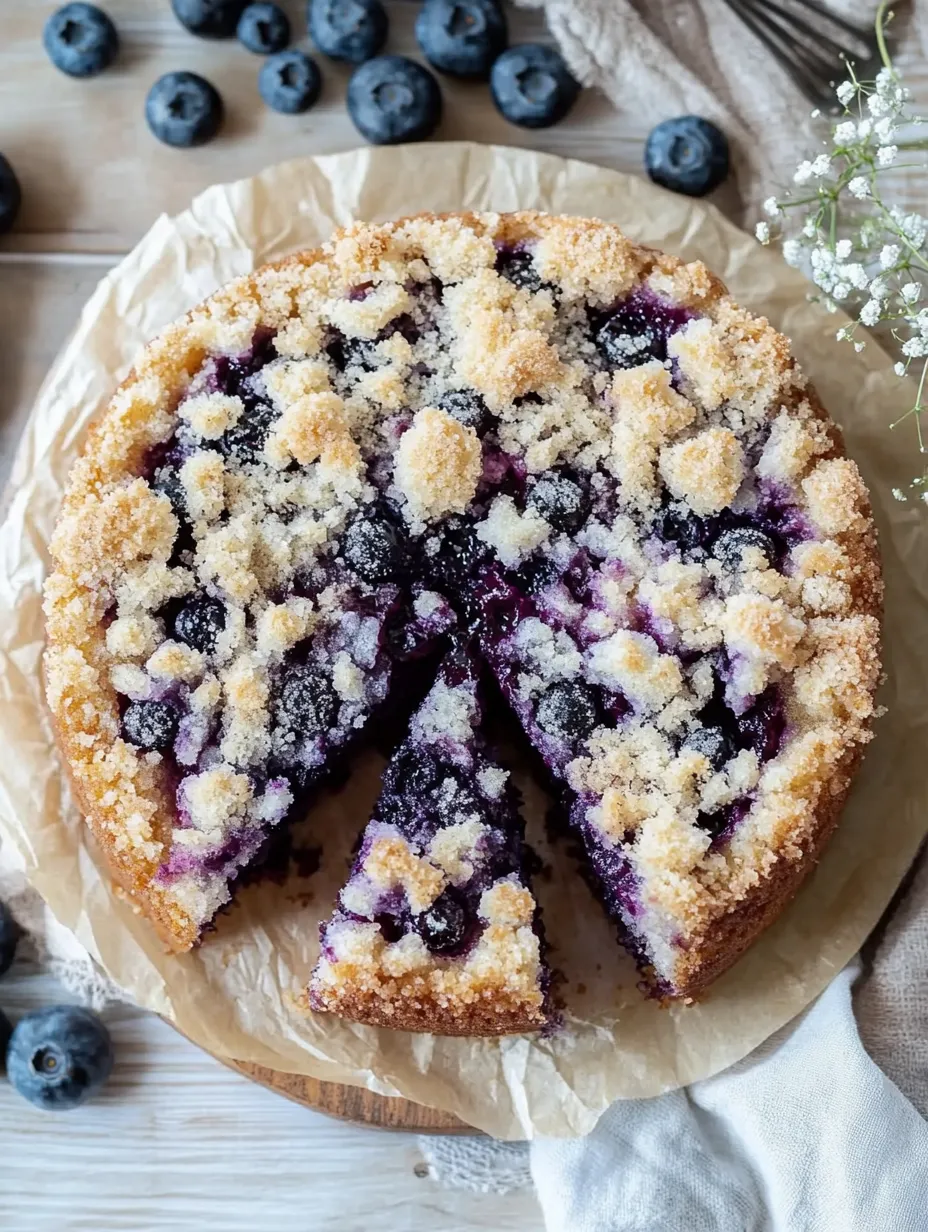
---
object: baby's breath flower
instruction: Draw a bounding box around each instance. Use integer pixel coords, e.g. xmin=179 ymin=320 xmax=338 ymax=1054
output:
xmin=902 ymin=283 xmax=921 ymax=304
xmin=874 ymin=117 xmax=896 ymax=142
xmin=902 ymin=337 xmax=928 ymax=358
xmin=892 ymin=487 xmax=908 ymax=501
xmin=802 ymin=218 xmax=818 ymax=239
xmin=849 ymin=176 xmax=871 ymax=199
xmin=860 ymin=300 xmax=882 ymax=327
xmin=836 ymin=327 xmax=849 ymax=341
xmin=835 ymin=238 xmax=852 ymax=260
xmin=868 ymin=93 xmax=891 ymax=117
xmin=836 ymin=80 xmax=856 ymax=106
xmin=869 ymin=276 xmax=889 ymax=301
xmin=895 ymin=361 xmax=907 ymax=377
xmin=832 ymin=282 xmax=850 ymax=301
xmin=755 ymin=221 xmax=771 ymax=244
xmin=782 ymin=239 xmax=802 ymax=266
xmin=878 ymin=145 xmax=898 ymax=166
xmin=857 ymin=119 xmax=873 ymax=140
xmin=841 ymin=263 xmax=869 ymax=290
xmin=763 ymin=196 xmax=780 ymax=217
xmin=854 ymin=341 xmax=866 ymax=352
xmin=880 ymin=244 xmax=901 ymax=270
xmin=793 ymin=160 xmax=814 ymax=185
xmin=833 ymin=120 xmax=857 ymax=145
xmin=810 ymin=154 xmax=832 ymax=177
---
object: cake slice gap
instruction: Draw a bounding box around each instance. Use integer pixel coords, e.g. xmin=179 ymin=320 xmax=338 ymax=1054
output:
xmin=305 ymin=640 xmax=550 ymax=1035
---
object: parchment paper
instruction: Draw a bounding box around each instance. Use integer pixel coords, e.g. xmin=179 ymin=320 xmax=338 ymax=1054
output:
xmin=1 ymin=143 xmax=926 ymax=1140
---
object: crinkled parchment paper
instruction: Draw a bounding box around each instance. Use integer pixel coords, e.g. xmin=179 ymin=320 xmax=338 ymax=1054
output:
xmin=1 ymin=144 xmax=926 ymax=1140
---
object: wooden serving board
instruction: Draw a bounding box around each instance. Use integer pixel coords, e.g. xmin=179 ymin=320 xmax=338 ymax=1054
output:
xmin=228 ymin=1061 xmax=469 ymax=1132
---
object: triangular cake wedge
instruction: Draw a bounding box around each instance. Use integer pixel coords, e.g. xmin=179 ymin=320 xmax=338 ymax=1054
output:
xmin=306 ymin=642 xmax=549 ymax=1034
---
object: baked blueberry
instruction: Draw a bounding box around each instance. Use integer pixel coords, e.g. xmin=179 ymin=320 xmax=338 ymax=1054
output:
xmin=6 ymin=1006 xmax=114 ymax=1111
xmin=595 ymin=294 xmax=683 ymax=370
xmin=237 ymin=2 xmax=290 ymax=53
xmin=513 ymin=555 xmax=562 ymax=596
xmin=259 ymin=50 xmax=322 ymax=114
xmin=347 ymin=56 xmax=442 ymax=145
xmin=0 ymin=900 xmax=19 ymax=979
xmin=145 ymin=72 xmax=223 ymax=148
xmin=736 ymin=688 xmax=784 ymax=763
xmin=527 ymin=473 xmax=589 ymax=533
xmin=217 ymin=396 xmax=279 ymax=461
xmin=0 ymin=154 xmax=21 ymax=235
xmin=658 ymin=505 xmax=707 ymax=553
xmin=383 ymin=744 xmax=441 ymax=797
xmin=682 ymin=724 xmax=733 ymax=770
xmin=427 ymin=515 xmax=490 ymax=590
xmin=712 ymin=526 xmax=778 ymax=571
xmin=490 ymin=44 xmax=579 ymax=129
xmin=415 ymin=0 xmax=507 ymax=80
xmin=152 ymin=466 xmax=188 ymax=523
xmin=277 ymin=664 xmax=339 ymax=733
xmin=171 ymin=0 xmax=247 ymax=37
xmin=438 ymin=389 xmax=491 ymax=433
xmin=173 ymin=594 xmax=226 ymax=654
xmin=324 ymin=331 xmax=374 ymax=372
xmin=43 ymin=3 xmax=118 ymax=78
xmin=535 ymin=680 xmax=599 ymax=741
xmin=308 ymin=0 xmax=387 ymax=64
xmin=341 ymin=514 xmax=406 ymax=583
xmin=645 ymin=116 xmax=730 ymax=198
xmin=121 ymin=700 xmax=180 ymax=753
xmin=496 ymin=248 xmax=545 ymax=292
xmin=413 ymin=889 xmax=468 ymax=952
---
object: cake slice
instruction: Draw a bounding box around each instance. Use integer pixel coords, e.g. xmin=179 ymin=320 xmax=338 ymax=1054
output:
xmin=306 ymin=641 xmax=549 ymax=1034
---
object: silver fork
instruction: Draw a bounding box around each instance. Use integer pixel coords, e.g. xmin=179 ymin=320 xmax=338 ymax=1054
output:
xmin=722 ymin=0 xmax=883 ymax=110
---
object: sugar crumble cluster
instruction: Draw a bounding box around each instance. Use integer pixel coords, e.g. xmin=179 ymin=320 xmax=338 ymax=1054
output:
xmin=44 ymin=211 xmax=881 ymax=1022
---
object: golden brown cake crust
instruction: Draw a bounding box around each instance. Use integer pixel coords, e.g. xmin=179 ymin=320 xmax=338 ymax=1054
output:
xmin=43 ymin=209 xmax=882 ymax=1017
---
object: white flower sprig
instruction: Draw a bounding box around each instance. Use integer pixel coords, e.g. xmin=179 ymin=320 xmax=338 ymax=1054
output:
xmin=755 ymin=1 xmax=928 ymax=501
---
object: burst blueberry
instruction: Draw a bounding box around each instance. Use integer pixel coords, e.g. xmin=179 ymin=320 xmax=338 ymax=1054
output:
xmin=427 ymin=515 xmax=490 ymax=589
xmin=712 ymin=526 xmax=778 ymax=571
xmin=121 ymin=700 xmax=180 ymax=753
xmin=645 ymin=115 xmax=730 ymax=198
xmin=535 ymin=680 xmax=599 ymax=742
xmin=438 ymin=389 xmax=491 ymax=433
xmin=173 ymin=594 xmax=226 ymax=654
xmin=0 ymin=154 xmax=21 ymax=235
xmin=171 ymin=0 xmax=246 ymax=37
xmin=237 ymin=2 xmax=290 ymax=53
xmin=490 ymin=44 xmax=579 ymax=129
xmin=414 ymin=889 xmax=468 ymax=953
xmin=277 ymin=664 xmax=338 ymax=734
xmin=0 ymin=899 xmax=19 ymax=979
xmin=495 ymin=248 xmax=546 ymax=293
xmin=308 ymin=0 xmax=387 ymax=64
xmin=682 ymin=724 xmax=733 ymax=770
xmin=527 ymin=473 xmax=589 ymax=533
xmin=151 ymin=466 xmax=188 ymax=523
xmin=341 ymin=514 xmax=406 ymax=583
xmin=415 ymin=0 xmax=507 ymax=80
xmin=6 ymin=1006 xmax=114 ymax=1111
xmin=43 ymin=3 xmax=119 ymax=78
xmin=736 ymin=688 xmax=784 ymax=762
xmin=259 ymin=50 xmax=322 ymax=114
xmin=217 ymin=397 xmax=279 ymax=462
xmin=347 ymin=55 xmax=442 ymax=145
xmin=145 ymin=72 xmax=224 ymax=148
xmin=658 ymin=505 xmax=707 ymax=553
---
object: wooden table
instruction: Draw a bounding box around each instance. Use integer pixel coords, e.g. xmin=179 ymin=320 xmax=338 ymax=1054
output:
xmin=1 ymin=3 xmax=924 ymax=1229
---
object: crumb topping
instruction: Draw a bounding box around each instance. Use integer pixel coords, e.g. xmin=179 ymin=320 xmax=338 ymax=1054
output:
xmin=394 ymin=407 xmax=482 ymax=521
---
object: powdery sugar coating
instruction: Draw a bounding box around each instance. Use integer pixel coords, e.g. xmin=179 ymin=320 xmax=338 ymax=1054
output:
xmin=44 ymin=211 xmax=881 ymax=1011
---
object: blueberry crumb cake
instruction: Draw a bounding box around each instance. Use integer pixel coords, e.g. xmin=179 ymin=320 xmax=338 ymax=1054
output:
xmin=307 ymin=640 xmax=547 ymax=1033
xmin=44 ymin=210 xmax=882 ymax=1023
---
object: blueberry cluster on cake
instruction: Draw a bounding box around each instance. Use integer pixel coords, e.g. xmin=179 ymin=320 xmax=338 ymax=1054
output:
xmin=307 ymin=639 xmax=547 ymax=1033
xmin=44 ymin=210 xmax=881 ymax=1021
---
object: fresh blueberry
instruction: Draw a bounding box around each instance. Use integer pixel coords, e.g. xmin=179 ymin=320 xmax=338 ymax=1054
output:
xmin=145 ymin=72 xmax=224 ymax=148
xmin=0 ymin=154 xmax=21 ymax=236
xmin=121 ymin=700 xmax=180 ymax=753
xmin=171 ymin=0 xmax=247 ymax=38
xmin=259 ymin=50 xmax=322 ymax=114
xmin=0 ymin=900 xmax=19 ymax=979
xmin=736 ymin=687 xmax=784 ymax=763
xmin=276 ymin=664 xmax=339 ymax=734
xmin=347 ymin=55 xmax=442 ymax=145
xmin=341 ymin=514 xmax=406 ymax=584
xmin=414 ymin=889 xmax=469 ymax=953
xmin=173 ymin=594 xmax=226 ymax=654
xmin=527 ymin=472 xmax=590 ymax=533
xmin=712 ymin=526 xmax=778 ymax=571
xmin=682 ymin=724 xmax=733 ymax=770
xmin=0 ymin=1009 xmax=10 ymax=1059
xmin=6 ymin=1006 xmax=114 ymax=1111
xmin=415 ymin=0 xmax=507 ymax=80
xmin=151 ymin=466 xmax=188 ymax=523
xmin=490 ymin=44 xmax=579 ymax=129
xmin=217 ymin=396 xmax=279 ymax=462
xmin=308 ymin=0 xmax=387 ymax=64
xmin=645 ymin=116 xmax=730 ymax=198
xmin=495 ymin=248 xmax=546 ymax=293
xmin=535 ymin=680 xmax=599 ymax=742
xmin=658 ymin=505 xmax=707 ymax=553
xmin=43 ymin=4 xmax=118 ymax=78
xmin=438 ymin=389 xmax=491 ymax=434
xmin=237 ymin=1 xmax=290 ymax=53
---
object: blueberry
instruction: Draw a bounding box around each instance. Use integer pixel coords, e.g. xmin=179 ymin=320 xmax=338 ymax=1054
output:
xmin=276 ymin=664 xmax=338 ymax=733
xmin=151 ymin=466 xmax=188 ymax=523
xmin=490 ymin=44 xmax=579 ymax=129
xmin=43 ymin=4 xmax=118 ymax=78
xmin=415 ymin=0 xmax=507 ymax=81
xmin=173 ymin=594 xmax=226 ymax=654
xmin=596 ymin=297 xmax=676 ymax=371
xmin=645 ymin=116 xmax=730 ymax=198
xmin=324 ymin=331 xmax=374 ymax=373
xmin=0 ymin=154 xmax=21 ymax=236
xmin=171 ymin=0 xmax=247 ymax=38
xmin=237 ymin=2 xmax=290 ymax=53
xmin=146 ymin=72 xmax=223 ymax=148
xmin=7 ymin=1006 xmax=114 ymax=1111
xmin=658 ymin=505 xmax=707 ymax=553
xmin=259 ymin=50 xmax=322 ymax=114
xmin=736 ymin=687 xmax=784 ymax=763
xmin=512 ymin=554 xmax=561 ymax=596
xmin=384 ymin=745 xmax=441 ymax=797
xmin=427 ymin=515 xmax=490 ymax=590
xmin=121 ymin=700 xmax=180 ymax=753
xmin=217 ymin=397 xmax=279 ymax=462
xmin=682 ymin=725 xmax=733 ymax=770
xmin=308 ymin=0 xmax=387 ymax=64
xmin=438 ymin=389 xmax=491 ymax=434
xmin=347 ymin=56 xmax=442 ymax=145
xmin=0 ymin=1009 xmax=10 ymax=1059
xmin=341 ymin=514 xmax=406 ymax=584
xmin=0 ymin=900 xmax=20 ymax=979
xmin=535 ymin=680 xmax=599 ymax=742
xmin=495 ymin=248 xmax=545 ymax=293
xmin=712 ymin=527 xmax=778 ymax=571
xmin=413 ymin=889 xmax=468 ymax=953
xmin=527 ymin=473 xmax=589 ymax=533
